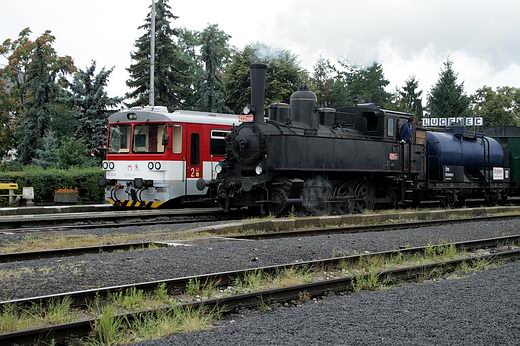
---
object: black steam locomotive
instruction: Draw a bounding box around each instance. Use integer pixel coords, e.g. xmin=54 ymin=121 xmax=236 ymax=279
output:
xmin=201 ymin=64 xmax=515 ymax=215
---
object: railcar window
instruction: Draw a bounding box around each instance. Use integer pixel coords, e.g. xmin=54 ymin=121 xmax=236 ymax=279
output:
xmin=387 ymin=118 xmax=395 ymax=137
xmin=132 ymin=124 xmax=166 ymax=153
xmin=190 ymin=133 xmax=200 ymax=165
xmin=173 ymin=125 xmax=182 ymax=153
xmin=108 ymin=125 xmax=131 ymax=153
xmin=210 ymin=130 xmax=230 ymax=156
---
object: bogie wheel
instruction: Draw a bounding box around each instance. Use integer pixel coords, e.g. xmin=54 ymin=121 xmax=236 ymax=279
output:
xmin=485 ymin=193 xmax=500 ymax=207
xmin=333 ymin=182 xmax=356 ymax=215
xmin=354 ymin=182 xmax=375 ymax=212
xmin=441 ymin=193 xmax=460 ymax=209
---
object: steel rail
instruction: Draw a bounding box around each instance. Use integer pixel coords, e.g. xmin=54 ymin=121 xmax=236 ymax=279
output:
xmin=0 ymin=241 xmax=170 ymax=263
xmin=2 ymin=246 xmax=519 ymax=345
xmin=232 ymin=214 xmax=520 ymax=240
xmin=0 ymin=207 xmax=226 ymax=231
xmin=0 ymin=215 xmax=239 ymax=234
xmin=2 ymin=234 xmax=518 ymax=309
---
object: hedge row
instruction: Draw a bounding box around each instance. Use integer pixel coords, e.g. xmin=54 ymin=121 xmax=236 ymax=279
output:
xmin=0 ymin=167 xmax=104 ymax=203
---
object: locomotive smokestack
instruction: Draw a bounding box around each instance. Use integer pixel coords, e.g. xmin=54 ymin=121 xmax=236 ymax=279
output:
xmin=250 ymin=63 xmax=267 ymax=123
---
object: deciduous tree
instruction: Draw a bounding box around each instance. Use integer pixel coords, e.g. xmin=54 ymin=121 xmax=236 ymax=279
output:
xmin=12 ymin=30 xmax=74 ymax=164
xmin=224 ymin=44 xmax=305 ymax=114
xmin=338 ymin=61 xmax=392 ymax=108
xmin=471 ymin=86 xmax=520 ymax=127
xmin=310 ymin=58 xmax=337 ymax=108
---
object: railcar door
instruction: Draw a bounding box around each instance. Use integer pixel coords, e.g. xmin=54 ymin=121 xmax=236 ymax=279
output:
xmin=169 ymin=124 xmax=186 ymax=197
xmin=186 ymin=127 xmax=203 ymax=195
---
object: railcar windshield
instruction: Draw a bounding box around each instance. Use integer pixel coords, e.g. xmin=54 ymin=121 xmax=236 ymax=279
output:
xmin=108 ymin=125 xmax=131 ymax=153
xmin=133 ymin=124 xmax=166 ymax=153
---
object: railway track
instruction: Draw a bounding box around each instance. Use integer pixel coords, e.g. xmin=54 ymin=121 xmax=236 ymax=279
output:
xmin=0 ymin=241 xmax=168 ymax=263
xmin=1 ymin=214 xmax=519 ymax=263
xmin=0 ymin=207 xmax=239 ymax=233
xmin=233 ymin=213 xmax=520 ymax=240
xmin=1 ymin=234 xmax=518 ymax=344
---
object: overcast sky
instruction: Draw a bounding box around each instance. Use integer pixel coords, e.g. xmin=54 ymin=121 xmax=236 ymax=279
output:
xmin=1 ymin=0 xmax=519 ymax=102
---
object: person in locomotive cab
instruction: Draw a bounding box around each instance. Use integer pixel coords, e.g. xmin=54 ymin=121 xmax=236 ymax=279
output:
xmin=399 ymin=117 xmax=415 ymax=144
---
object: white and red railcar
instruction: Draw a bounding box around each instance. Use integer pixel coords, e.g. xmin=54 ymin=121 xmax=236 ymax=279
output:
xmin=100 ymin=106 xmax=240 ymax=208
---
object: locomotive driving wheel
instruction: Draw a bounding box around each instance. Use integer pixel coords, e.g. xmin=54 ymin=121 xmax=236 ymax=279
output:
xmin=269 ymin=187 xmax=288 ymax=216
xmin=333 ymin=182 xmax=356 ymax=215
xmin=354 ymin=182 xmax=375 ymax=212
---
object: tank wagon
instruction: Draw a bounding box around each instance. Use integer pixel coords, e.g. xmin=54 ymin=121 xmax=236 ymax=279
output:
xmin=99 ymin=106 xmax=240 ymax=208
xmin=202 ymin=64 xmax=517 ymax=214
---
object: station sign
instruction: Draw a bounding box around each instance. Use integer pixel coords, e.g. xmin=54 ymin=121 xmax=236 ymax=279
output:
xmin=421 ymin=117 xmax=484 ymax=127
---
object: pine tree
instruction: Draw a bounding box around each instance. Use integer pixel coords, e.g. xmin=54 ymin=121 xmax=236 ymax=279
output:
xmin=32 ymin=131 xmax=59 ymax=168
xmin=15 ymin=31 xmax=75 ymax=164
xmin=427 ymin=59 xmax=470 ymax=117
xmin=126 ymin=0 xmax=195 ymax=110
xmin=395 ymin=75 xmax=423 ymax=117
xmin=195 ymin=24 xmax=231 ymax=113
xmin=67 ymin=61 xmax=121 ymax=158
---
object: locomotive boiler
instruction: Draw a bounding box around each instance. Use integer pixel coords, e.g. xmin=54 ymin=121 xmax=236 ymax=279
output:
xmin=204 ymin=64 xmax=514 ymax=214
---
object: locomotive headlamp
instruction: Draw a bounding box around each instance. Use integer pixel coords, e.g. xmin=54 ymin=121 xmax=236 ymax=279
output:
xmin=242 ymin=105 xmax=251 ymax=115
xmin=255 ymin=164 xmax=263 ymax=175
xmin=215 ymin=164 xmax=224 ymax=174
xmin=127 ymin=112 xmax=138 ymax=120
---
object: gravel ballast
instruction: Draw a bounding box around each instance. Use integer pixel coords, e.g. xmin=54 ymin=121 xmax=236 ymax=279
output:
xmin=0 ymin=218 xmax=519 ymax=300
xmin=138 ymin=261 xmax=520 ymax=346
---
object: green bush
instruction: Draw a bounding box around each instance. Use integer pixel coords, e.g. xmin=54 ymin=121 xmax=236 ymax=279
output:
xmin=0 ymin=167 xmax=104 ymax=203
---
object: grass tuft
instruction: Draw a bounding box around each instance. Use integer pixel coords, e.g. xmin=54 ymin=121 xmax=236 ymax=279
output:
xmin=0 ymin=297 xmax=77 ymax=334
xmin=352 ymin=270 xmax=380 ymax=292
xmin=0 ymin=304 xmax=34 ymax=333
xmin=154 ymin=283 xmax=169 ymax=302
xmin=85 ymin=304 xmax=217 ymax=345
xmin=234 ymin=270 xmax=264 ymax=292
xmin=128 ymin=305 xmax=216 ymax=342
xmin=89 ymin=305 xmax=122 ymax=346
xmin=185 ymin=278 xmax=221 ymax=298
xmin=111 ymin=288 xmax=145 ymax=311
xmin=270 ymin=268 xmax=312 ymax=288
xmin=43 ymin=297 xmax=75 ymax=325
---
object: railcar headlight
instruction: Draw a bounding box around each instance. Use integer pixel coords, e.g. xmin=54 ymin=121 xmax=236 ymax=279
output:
xmin=255 ymin=164 xmax=263 ymax=175
xmin=215 ymin=164 xmax=223 ymax=174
